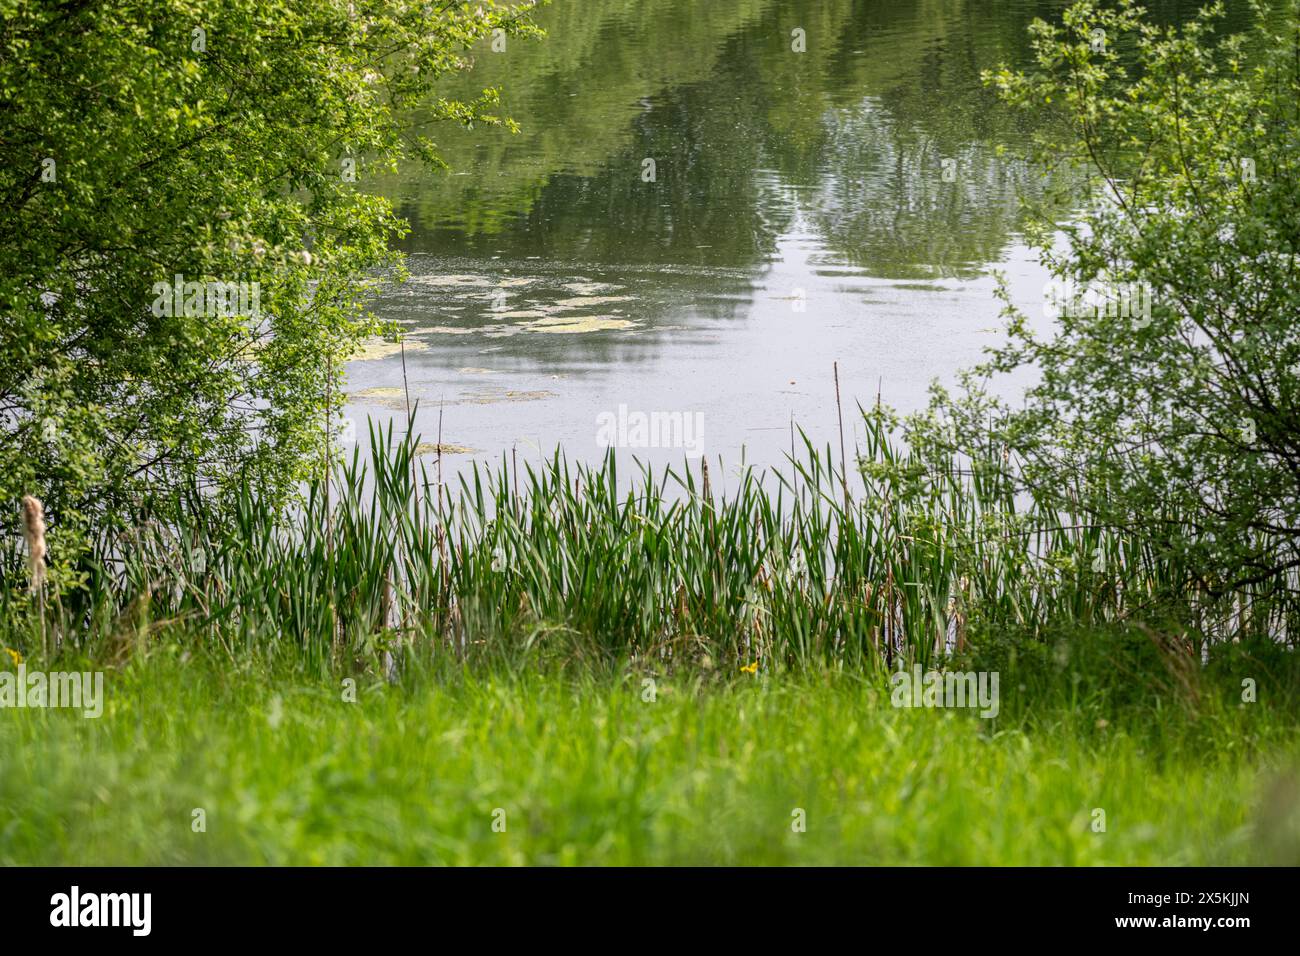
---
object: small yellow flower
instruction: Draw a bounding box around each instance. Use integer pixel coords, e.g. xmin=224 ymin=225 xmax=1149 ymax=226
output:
xmin=3 ymin=647 xmax=21 ymax=667
xmin=740 ymin=661 xmax=758 ymax=674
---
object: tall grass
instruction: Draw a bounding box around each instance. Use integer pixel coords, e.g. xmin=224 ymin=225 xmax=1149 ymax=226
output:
xmin=3 ymin=406 xmax=1297 ymax=672
xmin=5 ymin=651 xmax=1296 ymax=865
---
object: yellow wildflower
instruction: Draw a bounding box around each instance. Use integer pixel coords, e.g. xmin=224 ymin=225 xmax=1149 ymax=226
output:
xmin=3 ymin=646 xmax=21 ymax=667
xmin=740 ymin=661 xmax=758 ymax=674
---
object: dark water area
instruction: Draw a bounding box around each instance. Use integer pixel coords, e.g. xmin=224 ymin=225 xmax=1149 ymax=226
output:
xmin=348 ymin=0 xmax=1253 ymax=478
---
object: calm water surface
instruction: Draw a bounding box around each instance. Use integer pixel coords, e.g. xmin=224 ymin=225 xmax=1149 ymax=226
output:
xmin=350 ymin=0 xmax=1236 ymax=479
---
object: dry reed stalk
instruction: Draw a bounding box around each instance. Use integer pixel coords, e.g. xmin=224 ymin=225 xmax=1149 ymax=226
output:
xmin=382 ymin=564 xmax=396 ymax=682
xmin=380 ymin=563 xmax=393 ymax=631
xmin=511 ymin=444 xmax=519 ymax=518
xmin=863 ymin=581 xmax=879 ymax=658
xmin=955 ymin=575 xmax=969 ymax=655
xmin=324 ymin=351 xmax=340 ymax=661
xmin=21 ymin=495 xmax=46 ymax=594
xmin=834 ymin=361 xmax=850 ymax=511
xmin=379 ymin=564 xmax=395 ymax=686
xmin=399 ymin=334 xmax=420 ymax=513
xmin=21 ymin=495 xmax=47 ymax=655
xmin=324 ymin=351 xmax=333 ymax=552
xmin=435 ymin=403 xmax=448 ymax=585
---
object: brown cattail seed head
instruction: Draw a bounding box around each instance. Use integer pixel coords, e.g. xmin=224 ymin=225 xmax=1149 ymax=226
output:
xmin=21 ymin=495 xmax=46 ymax=592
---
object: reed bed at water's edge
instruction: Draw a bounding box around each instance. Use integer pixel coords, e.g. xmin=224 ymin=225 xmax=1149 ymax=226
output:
xmin=3 ymin=406 xmax=1296 ymax=678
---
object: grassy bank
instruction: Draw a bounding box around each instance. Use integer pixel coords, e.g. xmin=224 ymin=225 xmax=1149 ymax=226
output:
xmin=2 ymin=645 xmax=1298 ymax=866
xmin=3 ymin=411 xmax=1298 ymax=865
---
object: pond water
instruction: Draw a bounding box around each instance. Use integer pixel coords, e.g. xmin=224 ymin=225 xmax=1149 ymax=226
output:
xmin=347 ymin=0 xmax=1234 ymax=481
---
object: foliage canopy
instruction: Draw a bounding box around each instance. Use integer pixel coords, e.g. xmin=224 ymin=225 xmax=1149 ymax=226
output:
xmin=0 ymin=0 xmax=539 ymax=583
xmin=927 ymin=0 xmax=1300 ymax=605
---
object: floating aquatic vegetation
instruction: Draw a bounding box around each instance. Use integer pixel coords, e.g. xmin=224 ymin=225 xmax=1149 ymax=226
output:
xmin=406 ymin=274 xmax=492 ymax=287
xmin=562 ymin=282 xmax=623 ymax=295
xmin=351 ymin=338 xmax=430 ymax=361
xmin=347 ymin=386 xmax=410 ymax=409
xmin=553 ymin=295 xmax=633 ymax=308
xmin=414 ymin=442 xmax=478 ymax=456
xmin=524 ymin=316 xmax=637 ymax=334
xmin=493 ymin=309 xmax=550 ymax=319
xmin=405 ymin=326 xmax=477 ymax=336
xmin=351 ymin=386 xmax=406 ymax=400
xmin=454 ymin=389 xmax=555 ymax=405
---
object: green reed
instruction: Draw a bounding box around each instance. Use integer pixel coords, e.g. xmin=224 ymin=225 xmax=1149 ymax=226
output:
xmin=4 ymin=406 xmax=1296 ymax=671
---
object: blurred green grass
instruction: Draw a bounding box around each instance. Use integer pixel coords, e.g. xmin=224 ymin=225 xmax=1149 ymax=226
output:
xmin=2 ymin=646 xmax=1296 ymax=866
